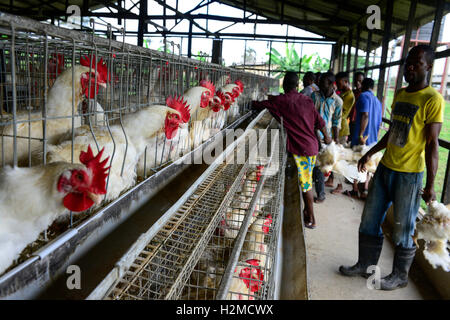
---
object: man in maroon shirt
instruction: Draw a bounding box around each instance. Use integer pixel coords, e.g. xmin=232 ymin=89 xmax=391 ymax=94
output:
xmin=252 ymin=72 xmax=331 ymax=228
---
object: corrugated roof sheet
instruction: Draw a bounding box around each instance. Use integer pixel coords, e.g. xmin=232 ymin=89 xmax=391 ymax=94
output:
xmin=218 ymin=0 xmax=450 ymax=50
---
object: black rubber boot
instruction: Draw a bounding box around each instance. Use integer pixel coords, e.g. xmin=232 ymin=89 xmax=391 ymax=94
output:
xmin=339 ymin=232 xmax=384 ymax=278
xmin=379 ymin=246 xmax=416 ymax=291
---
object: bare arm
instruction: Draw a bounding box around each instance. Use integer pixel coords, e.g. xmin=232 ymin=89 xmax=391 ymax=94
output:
xmin=357 ymin=130 xmax=390 ymax=172
xmin=320 ymin=126 xmax=332 ymax=145
xmin=331 ymin=126 xmax=339 ymax=143
xmin=422 ymin=122 xmax=442 ymax=204
xmin=358 ymin=112 xmax=369 ymax=144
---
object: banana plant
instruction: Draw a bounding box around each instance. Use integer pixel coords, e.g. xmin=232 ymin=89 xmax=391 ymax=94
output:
xmin=266 ymin=43 xmax=330 ymax=79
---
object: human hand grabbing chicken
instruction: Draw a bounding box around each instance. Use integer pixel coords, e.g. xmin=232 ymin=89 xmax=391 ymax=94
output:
xmin=357 ymin=152 xmax=371 ymax=173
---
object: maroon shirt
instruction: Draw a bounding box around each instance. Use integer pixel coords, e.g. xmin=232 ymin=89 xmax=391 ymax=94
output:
xmin=252 ymin=89 xmax=325 ymax=156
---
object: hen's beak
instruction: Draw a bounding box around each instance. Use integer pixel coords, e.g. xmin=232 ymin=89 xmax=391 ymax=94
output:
xmin=87 ymin=192 xmax=103 ymax=205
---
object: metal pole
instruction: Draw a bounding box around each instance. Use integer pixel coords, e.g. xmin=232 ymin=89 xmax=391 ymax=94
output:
xmin=137 ymin=0 xmax=147 ymax=47
xmin=188 ymin=21 xmax=193 ymax=58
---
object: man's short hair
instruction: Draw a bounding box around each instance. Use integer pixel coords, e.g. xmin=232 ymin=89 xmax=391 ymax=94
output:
xmin=303 ymin=71 xmax=315 ymax=82
xmin=354 ymin=71 xmax=364 ymax=78
xmin=408 ymin=44 xmax=435 ymax=65
xmin=336 ymin=71 xmax=349 ymax=81
xmin=320 ymin=71 xmax=335 ymax=84
xmin=283 ymin=71 xmax=299 ymax=90
xmin=362 ymin=78 xmax=375 ymax=90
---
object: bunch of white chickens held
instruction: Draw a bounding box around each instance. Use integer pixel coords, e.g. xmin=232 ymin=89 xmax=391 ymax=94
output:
xmin=0 ymin=55 xmax=109 ymax=167
xmin=413 ymin=201 xmax=450 ymax=272
xmin=0 ymin=145 xmax=109 ymax=275
xmin=45 ymin=94 xmax=191 ymax=202
xmin=316 ymin=141 xmax=383 ymax=184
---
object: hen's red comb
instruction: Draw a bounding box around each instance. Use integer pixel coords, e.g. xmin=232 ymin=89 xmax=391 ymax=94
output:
xmin=79 ymin=145 xmax=110 ymax=195
xmin=216 ymin=91 xmax=232 ymax=110
xmin=240 ymin=259 xmax=264 ymax=293
xmin=80 ymin=54 xmax=110 ymax=83
xmin=262 ymin=214 xmax=272 ymax=234
xmin=166 ymin=95 xmax=191 ymax=123
xmin=235 ymin=80 xmax=244 ymax=93
xmin=199 ymin=80 xmax=215 ymax=95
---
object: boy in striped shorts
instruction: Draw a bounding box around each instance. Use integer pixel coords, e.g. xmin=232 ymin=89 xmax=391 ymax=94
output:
xmin=252 ymin=72 xmax=331 ymax=228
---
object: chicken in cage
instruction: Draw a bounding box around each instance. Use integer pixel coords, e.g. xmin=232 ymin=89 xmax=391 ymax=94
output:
xmin=0 ymin=12 xmax=278 ymax=291
xmin=180 ymin=162 xmax=281 ymax=300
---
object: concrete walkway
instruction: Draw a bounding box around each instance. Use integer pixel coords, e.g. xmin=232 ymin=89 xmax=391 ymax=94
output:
xmin=304 ymin=185 xmax=425 ymax=300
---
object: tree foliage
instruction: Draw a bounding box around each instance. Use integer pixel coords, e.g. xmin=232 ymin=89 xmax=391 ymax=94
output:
xmin=266 ymin=43 xmax=330 ymax=79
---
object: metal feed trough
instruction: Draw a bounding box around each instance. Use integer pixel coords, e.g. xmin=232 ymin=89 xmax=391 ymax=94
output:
xmin=0 ymin=12 xmax=278 ymax=299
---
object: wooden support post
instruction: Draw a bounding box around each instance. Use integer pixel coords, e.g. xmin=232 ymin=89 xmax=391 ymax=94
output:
xmin=442 ymin=150 xmax=450 ymax=205
xmin=364 ymin=30 xmax=372 ymax=77
xmin=430 ymin=0 xmax=445 ymax=50
xmin=353 ymin=23 xmax=361 ymax=73
xmin=395 ymin=0 xmax=416 ymax=93
xmin=377 ymin=0 xmax=394 ymax=118
xmin=330 ymin=43 xmax=338 ymax=72
xmin=268 ymin=40 xmax=272 ymax=77
xmin=428 ymin=0 xmax=445 ymax=83
xmin=346 ymin=30 xmax=352 ymax=72
xmin=440 ymin=52 xmax=449 ymax=97
xmin=340 ymin=39 xmax=345 ymax=71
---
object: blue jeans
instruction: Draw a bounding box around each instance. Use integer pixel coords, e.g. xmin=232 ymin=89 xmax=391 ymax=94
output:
xmin=359 ymin=163 xmax=423 ymax=248
xmin=313 ymin=166 xmax=325 ymax=199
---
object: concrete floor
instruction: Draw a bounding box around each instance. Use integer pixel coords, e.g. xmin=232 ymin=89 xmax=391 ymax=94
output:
xmin=304 ymin=185 xmax=425 ymax=300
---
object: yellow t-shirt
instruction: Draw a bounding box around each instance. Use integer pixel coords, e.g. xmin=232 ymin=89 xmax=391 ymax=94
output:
xmin=381 ymin=86 xmax=444 ymax=173
xmin=339 ymin=89 xmax=355 ymax=137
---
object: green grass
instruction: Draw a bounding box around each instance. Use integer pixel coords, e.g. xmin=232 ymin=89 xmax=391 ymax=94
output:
xmin=382 ymin=88 xmax=449 ymax=209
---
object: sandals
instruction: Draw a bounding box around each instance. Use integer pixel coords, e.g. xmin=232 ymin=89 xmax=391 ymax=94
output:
xmin=343 ymin=190 xmax=359 ymax=199
xmin=303 ymin=209 xmax=316 ymax=229
xmin=314 ymin=196 xmax=325 ymax=203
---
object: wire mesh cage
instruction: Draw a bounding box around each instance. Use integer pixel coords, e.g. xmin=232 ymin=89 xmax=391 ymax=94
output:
xmin=102 ymin=116 xmax=286 ymax=300
xmin=0 ymin=12 xmax=278 ymax=279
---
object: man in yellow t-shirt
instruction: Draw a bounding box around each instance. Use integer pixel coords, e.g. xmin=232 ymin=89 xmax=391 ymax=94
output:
xmin=327 ymin=71 xmax=356 ymax=192
xmin=339 ymin=45 xmax=445 ymax=291
xmin=336 ymin=71 xmax=356 ymax=144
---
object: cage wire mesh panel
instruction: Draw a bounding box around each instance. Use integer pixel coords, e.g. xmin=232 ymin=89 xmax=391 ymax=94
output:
xmin=0 ymin=11 xmax=278 ymax=279
xmin=104 ymin=116 xmax=286 ymax=300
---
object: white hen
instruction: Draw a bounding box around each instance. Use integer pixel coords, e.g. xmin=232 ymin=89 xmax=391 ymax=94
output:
xmin=0 ymin=146 xmax=109 ymax=275
xmin=414 ymin=201 xmax=450 ymax=271
xmin=0 ymin=65 xmax=105 ymax=167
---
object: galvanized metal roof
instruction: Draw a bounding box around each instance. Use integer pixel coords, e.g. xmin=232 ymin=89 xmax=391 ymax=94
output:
xmin=218 ymin=0 xmax=450 ymax=49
